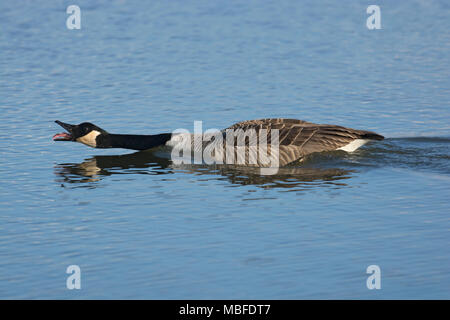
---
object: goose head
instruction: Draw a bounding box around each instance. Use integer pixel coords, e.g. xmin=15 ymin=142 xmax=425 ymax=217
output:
xmin=53 ymin=120 xmax=108 ymax=148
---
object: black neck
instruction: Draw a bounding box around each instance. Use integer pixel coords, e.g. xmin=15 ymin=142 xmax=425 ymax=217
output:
xmin=97 ymin=133 xmax=172 ymax=150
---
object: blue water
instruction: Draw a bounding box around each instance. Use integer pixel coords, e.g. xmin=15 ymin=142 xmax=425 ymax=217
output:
xmin=0 ymin=1 xmax=449 ymax=299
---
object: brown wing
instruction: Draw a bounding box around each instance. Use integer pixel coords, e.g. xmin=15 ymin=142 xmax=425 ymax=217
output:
xmin=226 ymin=118 xmax=315 ymax=131
xmin=224 ymin=118 xmax=383 ymax=166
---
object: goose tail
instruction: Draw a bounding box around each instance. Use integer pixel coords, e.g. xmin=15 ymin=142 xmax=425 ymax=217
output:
xmin=360 ymin=131 xmax=384 ymax=141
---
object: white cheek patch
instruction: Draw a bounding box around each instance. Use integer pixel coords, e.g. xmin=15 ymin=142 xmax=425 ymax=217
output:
xmin=76 ymin=130 xmax=101 ymax=148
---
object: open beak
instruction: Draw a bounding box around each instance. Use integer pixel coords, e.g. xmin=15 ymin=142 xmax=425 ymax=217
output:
xmin=53 ymin=120 xmax=75 ymax=141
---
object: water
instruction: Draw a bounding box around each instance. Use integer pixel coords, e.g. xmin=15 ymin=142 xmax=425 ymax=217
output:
xmin=0 ymin=0 xmax=449 ymax=299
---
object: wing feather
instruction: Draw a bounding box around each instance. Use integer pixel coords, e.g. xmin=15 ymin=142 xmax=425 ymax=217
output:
xmin=221 ymin=118 xmax=383 ymax=166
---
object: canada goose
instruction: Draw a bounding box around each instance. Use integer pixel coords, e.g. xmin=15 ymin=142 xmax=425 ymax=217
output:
xmin=53 ymin=118 xmax=384 ymax=166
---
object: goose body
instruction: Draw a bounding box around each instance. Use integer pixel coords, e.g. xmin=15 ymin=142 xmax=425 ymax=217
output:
xmin=53 ymin=118 xmax=384 ymax=167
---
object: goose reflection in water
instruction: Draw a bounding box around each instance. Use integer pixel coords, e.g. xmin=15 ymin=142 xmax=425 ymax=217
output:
xmin=54 ymin=149 xmax=355 ymax=190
